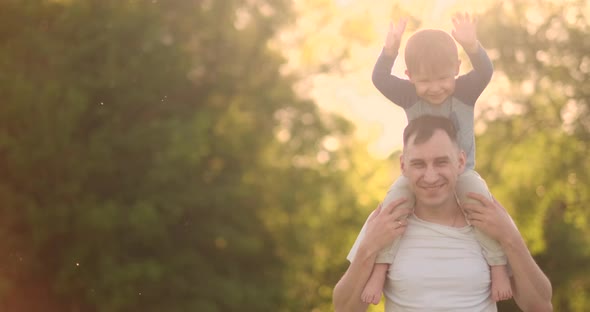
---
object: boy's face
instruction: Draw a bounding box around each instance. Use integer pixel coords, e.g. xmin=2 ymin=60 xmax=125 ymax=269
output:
xmin=407 ymin=62 xmax=460 ymax=105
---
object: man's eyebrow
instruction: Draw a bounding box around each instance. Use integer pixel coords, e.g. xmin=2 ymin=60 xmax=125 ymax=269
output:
xmin=408 ymin=156 xmax=450 ymax=164
xmin=434 ymin=156 xmax=451 ymax=161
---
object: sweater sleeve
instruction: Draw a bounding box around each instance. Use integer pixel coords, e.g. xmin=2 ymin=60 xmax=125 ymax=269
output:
xmin=371 ymin=49 xmax=418 ymax=109
xmin=454 ymin=44 xmax=494 ymax=106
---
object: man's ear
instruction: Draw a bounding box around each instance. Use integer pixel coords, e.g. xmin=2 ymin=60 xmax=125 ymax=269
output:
xmin=400 ymin=154 xmax=407 ymax=176
xmin=457 ymin=150 xmax=466 ymax=173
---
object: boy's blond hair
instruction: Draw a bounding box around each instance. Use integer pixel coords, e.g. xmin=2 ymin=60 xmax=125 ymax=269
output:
xmin=404 ymin=29 xmax=459 ymax=75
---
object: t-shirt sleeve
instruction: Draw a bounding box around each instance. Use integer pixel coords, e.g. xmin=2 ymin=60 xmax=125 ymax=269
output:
xmin=372 ymin=49 xmax=418 ymax=109
xmin=346 ymin=218 xmax=370 ymax=262
xmin=454 ymin=44 xmax=494 ymax=106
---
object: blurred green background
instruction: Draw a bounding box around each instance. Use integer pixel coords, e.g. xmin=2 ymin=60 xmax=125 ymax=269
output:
xmin=0 ymin=0 xmax=588 ymax=311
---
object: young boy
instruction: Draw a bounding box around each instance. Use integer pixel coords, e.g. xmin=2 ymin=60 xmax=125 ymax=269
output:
xmin=363 ymin=13 xmax=513 ymax=304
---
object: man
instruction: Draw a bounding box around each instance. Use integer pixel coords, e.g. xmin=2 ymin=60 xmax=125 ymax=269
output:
xmin=332 ymin=115 xmax=552 ymax=311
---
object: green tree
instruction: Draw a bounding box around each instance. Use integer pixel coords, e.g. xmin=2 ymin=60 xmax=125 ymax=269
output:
xmin=0 ymin=0 xmax=384 ymax=311
xmin=476 ymin=1 xmax=590 ymax=310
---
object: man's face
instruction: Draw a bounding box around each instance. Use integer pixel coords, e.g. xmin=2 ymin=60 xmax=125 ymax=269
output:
xmin=401 ymin=129 xmax=466 ymax=209
xmin=407 ymin=63 xmax=460 ymax=105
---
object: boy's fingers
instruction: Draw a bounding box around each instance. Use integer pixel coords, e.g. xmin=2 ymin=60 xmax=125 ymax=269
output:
xmin=399 ymin=18 xmax=407 ymax=28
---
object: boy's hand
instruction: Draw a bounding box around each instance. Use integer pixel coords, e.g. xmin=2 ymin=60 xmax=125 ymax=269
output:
xmin=451 ymin=12 xmax=479 ymax=54
xmin=384 ymin=19 xmax=407 ymax=56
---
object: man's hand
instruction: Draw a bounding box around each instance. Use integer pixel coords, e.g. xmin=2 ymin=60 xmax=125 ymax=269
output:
xmin=384 ymin=19 xmax=407 ymax=56
xmin=362 ymin=198 xmax=410 ymax=254
xmin=464 ymin=193 xmax=554 ymax=311
xmin=451 ymin=12 xmax=479 ymax=54
xmin=333 ymin=199 xmax=410 ymax=312
xmin=463 ymin=193 xmax=518 ymax=244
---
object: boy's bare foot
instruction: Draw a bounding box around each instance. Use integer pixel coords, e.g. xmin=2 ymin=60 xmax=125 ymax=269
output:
xmin=361 ymin=263 xmax=388 ymax=305
xmin=491 ymin=264 xmax=513 ymax=301
xmin=361 ymin=288 xmax=382 ymax=305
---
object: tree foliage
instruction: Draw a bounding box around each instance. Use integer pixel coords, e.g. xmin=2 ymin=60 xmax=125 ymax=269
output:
xmin=476 ymin=1 xmax=590 ymax=310
xmin=0 ymin=0 xmax=390 ymax=311
xmin=2 ymin=0 xmax=588 ymax=311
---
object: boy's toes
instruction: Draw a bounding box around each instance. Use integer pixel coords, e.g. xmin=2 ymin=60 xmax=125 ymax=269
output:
xmin=362 ymin=294 xmax=370 ymax=304
xmin=505 ymin=290 xmax=513 ymax=300
xmin=371 ymin=295 xmax=380 ymax=305
xmin=492 ymin=291 xmax=500 ymax=302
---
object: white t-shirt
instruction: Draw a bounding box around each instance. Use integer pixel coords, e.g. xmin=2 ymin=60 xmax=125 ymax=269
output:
xmin=347 ymin=214 xmax=497 ymax=312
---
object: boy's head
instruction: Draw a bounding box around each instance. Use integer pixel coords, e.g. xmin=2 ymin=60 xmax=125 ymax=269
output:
xmin=404 ymin=29 xmax=461 ymax=105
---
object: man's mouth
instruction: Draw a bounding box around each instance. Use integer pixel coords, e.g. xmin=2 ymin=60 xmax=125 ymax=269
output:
xmin=420 ymin=183 xmax=445 ymax=190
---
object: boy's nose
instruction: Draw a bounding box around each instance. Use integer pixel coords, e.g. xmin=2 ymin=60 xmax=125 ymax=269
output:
xmin=429 ymin=83 xmax=442 ymax=91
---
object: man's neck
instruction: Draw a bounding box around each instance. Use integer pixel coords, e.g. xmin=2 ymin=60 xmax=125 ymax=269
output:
xmin=414 ymin=198 xmax=464 ymax=227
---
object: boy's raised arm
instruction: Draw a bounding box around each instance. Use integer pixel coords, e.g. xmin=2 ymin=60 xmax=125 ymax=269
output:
xmin=383 ymin=19 xmax=407 ymax=56
xmin=452 ymin=13 xmax=493 ymax=103
xmin=371 ymin=19 xmax=415 ymax=108
xmin=451 ymin=12 xmax=479 ymax=54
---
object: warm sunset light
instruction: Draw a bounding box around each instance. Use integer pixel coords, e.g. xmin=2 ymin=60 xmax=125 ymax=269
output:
xmin=1 ymin=1 xmax=586 ymax=311
xmin=287 ymin=0 xmax=500 ymax=158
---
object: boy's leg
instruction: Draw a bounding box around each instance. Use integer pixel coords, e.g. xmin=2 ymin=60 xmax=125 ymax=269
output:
xmin=361 ymin=176 xmax=414 ymax=304
xmin=375 ymin=175 xmax=414 ymax=263
xmin=490 ymin=265 xmax=512 ymax=301
xmin=361 ymin=263 xmax=389 ymax=304
xmin=456 ymin=170 xmax=513 ymax=302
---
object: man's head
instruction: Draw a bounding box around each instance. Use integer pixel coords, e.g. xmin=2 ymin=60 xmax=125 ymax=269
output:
xmin=401 ymin=115 xmax=466 ymax=209
xmin=404 ymin=29 xmax=460 ymax=105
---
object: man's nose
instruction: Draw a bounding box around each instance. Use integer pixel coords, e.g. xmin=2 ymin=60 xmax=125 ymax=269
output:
xmin=423 ymin=166 xmax=438 ymax=182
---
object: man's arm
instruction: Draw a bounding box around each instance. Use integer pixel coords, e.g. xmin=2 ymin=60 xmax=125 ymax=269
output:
xmin=502 ymin=227 xmax=553 ymax=311
xmin=464 ymin=194 xmax=553 ymax=311
xmin=333 ymin=244 xmax=375 ymax=312
xmin=333 ymin=199 xmax=410 ymax=312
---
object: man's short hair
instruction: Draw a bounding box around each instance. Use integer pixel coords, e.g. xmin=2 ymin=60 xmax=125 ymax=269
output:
xmin=403 ymin=115 xmax=458 ymax=146
xmin=404 ymin=29 xmax=459 ymax=75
